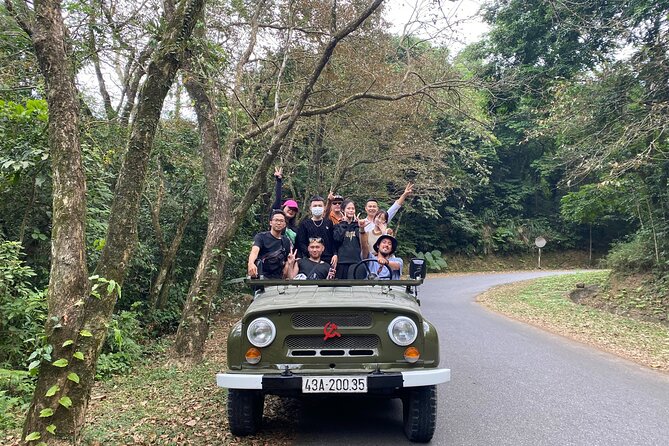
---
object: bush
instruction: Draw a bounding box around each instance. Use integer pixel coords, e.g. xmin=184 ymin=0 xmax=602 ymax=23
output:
xmin=0 ymin=368 xmax=34 ymax=430
xmin=0 ymin=241 xmax=47 ymax=369
xmin=95 ymin=309 xmax=145 ymax=380
xmin=604 ymin=230 xmax=658 ymax=273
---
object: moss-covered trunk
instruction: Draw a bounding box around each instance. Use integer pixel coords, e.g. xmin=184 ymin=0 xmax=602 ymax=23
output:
xmin=19 ymin=0 xmax=206 ymax=442
xmin=175 ymin=69 xmax=236 ymax=360
xmin=21 ymin=0 xmax=89 ymax=443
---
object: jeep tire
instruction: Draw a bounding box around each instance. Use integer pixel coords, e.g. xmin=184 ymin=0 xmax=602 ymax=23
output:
xmin=227 ymin=389 xmax=264 ymax=436
xmin=402 ymin=385 xmax=437 ymax=442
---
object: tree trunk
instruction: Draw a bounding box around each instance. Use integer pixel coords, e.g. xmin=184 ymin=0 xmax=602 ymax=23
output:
xmin=175 ymin=67 xmax=235 ymax=360
xmin=21 ymin=0 xmax=89 ymax=443
xmin=173 ymin=0 xmax=385 ymax=362
xmin=150 ymin=205 xmax=202 ymax=309
xmin=19 ymin=0 xmax=206 ymax=442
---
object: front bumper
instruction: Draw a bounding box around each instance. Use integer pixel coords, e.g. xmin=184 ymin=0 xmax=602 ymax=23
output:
xmin=216 ymin=368 xmax=450 ymax=391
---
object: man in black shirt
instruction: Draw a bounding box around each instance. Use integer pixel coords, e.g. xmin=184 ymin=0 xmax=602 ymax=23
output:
xmin=247 ymin=211 xmax=292 ymax=279
xmin=287 ymin=237 xmax=334 ymax=280
xmin=295 ymin=195 xmax=338 ymax=269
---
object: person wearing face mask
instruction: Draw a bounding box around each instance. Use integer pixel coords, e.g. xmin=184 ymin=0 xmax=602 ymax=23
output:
xmin=269 ymin=166 xmax=299 ymax=243
xmin=295 ymin=196 xmax=338 ymax=268
xmin=333 ymin=199 xmax=370 ymax=279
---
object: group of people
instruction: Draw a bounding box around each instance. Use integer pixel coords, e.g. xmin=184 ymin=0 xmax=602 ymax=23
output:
xmin=247 ymin=167 xmax=413 ymax=281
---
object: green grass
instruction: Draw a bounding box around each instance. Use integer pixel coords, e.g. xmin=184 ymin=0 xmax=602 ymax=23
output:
xmin=478 ymin=271 xmax=669 ymax=371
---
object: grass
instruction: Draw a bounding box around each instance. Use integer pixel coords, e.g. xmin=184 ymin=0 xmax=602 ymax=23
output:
xmin=1 ymin=316 xmax=295 ymax=446
xmin=477 ymin=270 xmax=669 ymax=372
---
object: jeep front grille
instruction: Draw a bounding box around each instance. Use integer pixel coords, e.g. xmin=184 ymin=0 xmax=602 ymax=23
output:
xmin=285 ymin=335 xmax=379 ymax=357
xmin=291 ymin=312 xmax=373 ymax=328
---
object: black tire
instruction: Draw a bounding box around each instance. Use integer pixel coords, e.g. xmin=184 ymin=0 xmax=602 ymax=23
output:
xmin=227 ymin=389 xmax=264 ymax=436
xmin=402 ymin=385 xmax=437 ymax=443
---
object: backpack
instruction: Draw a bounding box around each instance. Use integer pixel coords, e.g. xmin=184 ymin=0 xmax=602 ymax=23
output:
xmin=260 ymin=237 xmax=291 ymax=276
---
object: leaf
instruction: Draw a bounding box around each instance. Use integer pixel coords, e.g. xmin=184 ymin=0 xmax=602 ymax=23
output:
xmin=62 ymin=339 xmax=74 ymax=347
xmin=73 ymin=351 xmax=84 ymax=360
xmin=79 ymin=329 xmax=93 ymax=337
xmin=107 ymin=280 xmax=116 ymax=294
xmin=25 ymin=432 xmax=40 ymax=441
xmin=52 ymin=358 xmax=68 ymax=367
xmin=28 ymin=360 xmax=41 ymax=371
xmin=46 ymin=424 xmax=56 ymax=434
xmin=67 ymin=372 xmax=80 ymax=383
xmin=39 ymin=408 xmax=54 ymax=418
xmin=45 ymin=385 xmax=59 ymax=397
xmin=58 ymin=396 xmax=72 ymax=408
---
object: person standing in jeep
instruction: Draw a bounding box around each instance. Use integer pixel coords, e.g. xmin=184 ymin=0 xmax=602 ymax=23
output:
xmin=295 ymin=195 xmax=338 ymax=268
xmin=247 ymin=210 xmax=292 ymax=279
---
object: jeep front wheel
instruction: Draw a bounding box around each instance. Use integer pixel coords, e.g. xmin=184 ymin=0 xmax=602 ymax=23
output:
xmin=402 ymin=385 xmax=437 ymax=443
xmin=227 ymin=389 xmax=264 ymax=436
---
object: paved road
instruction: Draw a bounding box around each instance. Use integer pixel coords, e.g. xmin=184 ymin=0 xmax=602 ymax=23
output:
xmin=293 ymin=272 xmax=669 ymax=445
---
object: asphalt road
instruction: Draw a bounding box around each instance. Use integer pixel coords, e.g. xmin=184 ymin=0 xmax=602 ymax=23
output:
xmin=292 ymin=271 xmax=669 ymax=445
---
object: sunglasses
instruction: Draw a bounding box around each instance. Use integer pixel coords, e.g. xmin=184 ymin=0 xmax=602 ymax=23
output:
xmin=332 ymin=201 xmax=343 ymax=205
xmin=309 ymin=237 xmax=324 ymax=243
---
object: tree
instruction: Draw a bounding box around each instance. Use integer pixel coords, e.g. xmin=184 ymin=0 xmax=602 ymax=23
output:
xmin=5 ymin=0 xmax=207 ymax=441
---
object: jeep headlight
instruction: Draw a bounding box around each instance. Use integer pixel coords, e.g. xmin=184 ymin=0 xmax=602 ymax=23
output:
xmin=387 ymin=316 xmax=418 ymax=346
xmin=246 ymin=317 xmax=276 ymax=348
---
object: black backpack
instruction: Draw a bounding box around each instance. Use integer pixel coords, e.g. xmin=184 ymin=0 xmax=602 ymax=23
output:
xmin=260 ymin=237 xmax=291 ymax=276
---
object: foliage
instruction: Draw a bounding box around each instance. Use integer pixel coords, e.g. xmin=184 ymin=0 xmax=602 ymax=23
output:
xmin=0 ymin=368 xmax=33 ymax=430
xmin=414 ymin=250 xmax=448 ymax=272
xmin=604 ymin=230 xmax=660 ymax=273
xmin=0 ymin=241 xmax=46 ymax=369
xmin=95 ymin=309 xmax=145 ymax=381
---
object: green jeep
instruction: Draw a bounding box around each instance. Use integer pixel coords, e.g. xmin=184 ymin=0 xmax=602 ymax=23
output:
xmin=216 ymin=261 xmax=450 ymax=442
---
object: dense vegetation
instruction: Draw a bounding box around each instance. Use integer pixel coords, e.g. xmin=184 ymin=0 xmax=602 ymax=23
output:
xmin=0 ymin=0 xmax=667 ymax=442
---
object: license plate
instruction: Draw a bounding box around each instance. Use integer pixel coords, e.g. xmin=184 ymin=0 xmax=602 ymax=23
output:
xmin=302 ymin=376 xmax=367 ymax=393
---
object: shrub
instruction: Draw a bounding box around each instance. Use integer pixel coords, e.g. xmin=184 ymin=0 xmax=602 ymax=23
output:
xmin=0 ymin=241 xmax=47 ymax=369
xmin=0 ymin=368 xmax=34 ymax=430
xmin=95 ymin=309 xmax=145 ymax=380
xmin=604 ymin=230 xmax=658 ymax=273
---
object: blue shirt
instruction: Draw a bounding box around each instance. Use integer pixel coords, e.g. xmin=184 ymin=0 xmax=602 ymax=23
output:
xmin=367 ymin=253 xmax=403 ymax=279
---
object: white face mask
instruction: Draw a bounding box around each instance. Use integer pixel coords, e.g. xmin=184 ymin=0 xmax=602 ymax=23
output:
xmin=311 ymin=206 xmax=324 ymax=217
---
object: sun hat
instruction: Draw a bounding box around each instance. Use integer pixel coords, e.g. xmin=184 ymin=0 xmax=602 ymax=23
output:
xmin=373 ymin=234 xmax=398 ymax=254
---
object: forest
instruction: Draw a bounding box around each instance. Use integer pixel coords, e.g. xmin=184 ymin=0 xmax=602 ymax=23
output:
xmin=0 ymin=0 xmax=667 ymax=443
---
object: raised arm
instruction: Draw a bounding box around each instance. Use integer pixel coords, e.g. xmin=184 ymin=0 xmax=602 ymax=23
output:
xmin=269 ymin=167 xmax=283 ymax=217
xmin=388 ymin=182 xmax=413 ymax=222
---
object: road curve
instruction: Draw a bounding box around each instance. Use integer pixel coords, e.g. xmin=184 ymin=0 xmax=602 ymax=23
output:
xmin=292 ymin=271 xmax=669 ymax=445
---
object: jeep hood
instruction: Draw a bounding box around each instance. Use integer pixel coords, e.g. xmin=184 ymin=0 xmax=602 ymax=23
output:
xmin=245 ymin=285 xmax=421 ymax=318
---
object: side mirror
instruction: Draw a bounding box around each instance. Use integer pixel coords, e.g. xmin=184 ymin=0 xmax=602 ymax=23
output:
xmin=409 ymin=258 xmax=426 ymax=279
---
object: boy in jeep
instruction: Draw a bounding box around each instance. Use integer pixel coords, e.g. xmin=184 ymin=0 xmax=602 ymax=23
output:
xmin=247 ymin=210 xmax=292 ymax=279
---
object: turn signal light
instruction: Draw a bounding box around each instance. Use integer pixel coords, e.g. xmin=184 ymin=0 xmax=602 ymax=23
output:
xmin=404 ymin=346 xmax=420 ymax=363
xmin=245 ymin=347 xmax=261 ymax=364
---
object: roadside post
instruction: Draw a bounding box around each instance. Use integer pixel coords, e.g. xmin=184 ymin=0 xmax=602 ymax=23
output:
xmin=535 ymin=236 xmax=546 ymax=269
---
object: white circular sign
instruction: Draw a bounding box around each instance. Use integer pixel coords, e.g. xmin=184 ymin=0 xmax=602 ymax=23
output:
xmin=535 ymin=236 xmax=546 ymax=248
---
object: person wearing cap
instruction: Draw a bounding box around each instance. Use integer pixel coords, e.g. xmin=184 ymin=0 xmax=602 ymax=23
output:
xmin=367 ymin=234 xmax=403 ymax=280
xmin=270 ymin=167 xmax=298 ymax=242
xmin=324 ymin=192 xmax=344 ymax=225
xmin=364 ymin=182 xmax=413 ymax=233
